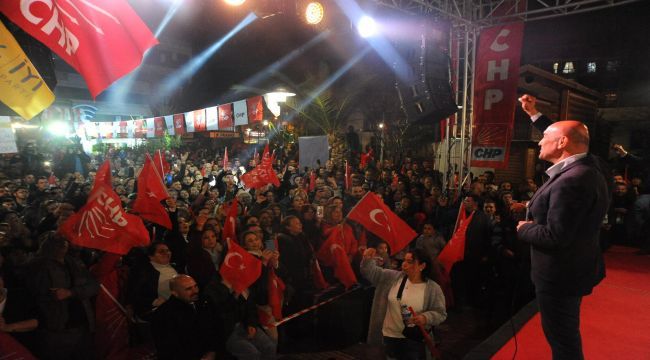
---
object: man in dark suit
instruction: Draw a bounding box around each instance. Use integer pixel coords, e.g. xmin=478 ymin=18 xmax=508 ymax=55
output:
xmin=516 ymin=94 xmax=609 ymax=359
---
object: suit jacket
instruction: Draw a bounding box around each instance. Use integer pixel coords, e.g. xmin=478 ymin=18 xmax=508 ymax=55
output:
xmin=518 ymin=115 xmax=609 ymax=296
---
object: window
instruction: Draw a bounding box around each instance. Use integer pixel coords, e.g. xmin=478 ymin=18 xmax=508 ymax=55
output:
xmin=562 ymin=62 xmax=575 ymax=74
xmin=587 ymin=62 xmax=597 ymax=73
xmin=553 ymin=62 xmax=559 ymax=74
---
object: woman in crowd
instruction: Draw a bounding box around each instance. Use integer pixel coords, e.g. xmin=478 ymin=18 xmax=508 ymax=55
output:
xmin=186 ymin=228 xmax=223 ymax=289
xmin=361 ymin=247 xmax=447 ymax=360
xmin=321 ymin=205 xmax=359 ymax=259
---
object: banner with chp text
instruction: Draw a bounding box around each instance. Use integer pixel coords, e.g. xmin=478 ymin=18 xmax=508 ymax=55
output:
xmin=471 ymin=22 xmax=524 ymax=169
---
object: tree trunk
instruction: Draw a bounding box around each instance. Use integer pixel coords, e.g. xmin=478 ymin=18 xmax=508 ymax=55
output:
xmin=328 ymin=132 xmax=345 ymax=169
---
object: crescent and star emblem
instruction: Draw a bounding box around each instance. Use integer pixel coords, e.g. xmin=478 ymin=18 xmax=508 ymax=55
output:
xmin=369 ymin=209 xmax=391 ymax=232
xmin=330 ymin=243 xmax=344 ymax=255
xmin=224 ymin=252 xmax=245 ymax=270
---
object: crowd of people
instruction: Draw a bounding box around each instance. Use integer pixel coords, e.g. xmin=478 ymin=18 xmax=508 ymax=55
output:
xmin=0 ymin=123 xmax=648 ymax=359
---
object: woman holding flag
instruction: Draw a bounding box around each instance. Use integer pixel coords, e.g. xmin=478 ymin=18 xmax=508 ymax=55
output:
xmin=361 ymin=247 xmax=446 ymax=360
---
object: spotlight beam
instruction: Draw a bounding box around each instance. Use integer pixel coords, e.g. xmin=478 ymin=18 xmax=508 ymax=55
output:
xmin=156 ymin=13 xmax=258 ymax=102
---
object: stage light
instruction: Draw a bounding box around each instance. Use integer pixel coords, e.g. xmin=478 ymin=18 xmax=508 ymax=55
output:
xmin=224 ymin=0 xmax=246 ymax=6
xmin=357 ymin=16 xmax=378 ymax=38
xmin=304 ymin=2 xmax=324 ymax=25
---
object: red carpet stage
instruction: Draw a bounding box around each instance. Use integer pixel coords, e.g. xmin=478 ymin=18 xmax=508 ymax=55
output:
xmin=488 ymin=246 xmax=650 ymax=359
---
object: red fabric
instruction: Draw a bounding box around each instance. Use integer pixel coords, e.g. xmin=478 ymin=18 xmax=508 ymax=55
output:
xmin=221 ymin=198 xmax=237 ymax=244
xmin=321 ymin=223 xmax=358 ymax=258
xmin=309 ymin=171 xmax=316 ymax=192
xmin=154 ymin=117 xmax=166 ymax=137
xmin=220 ymin=238 xmax=262 ymax=294
xmin=317 ymin=226 xmax=357 ymax=289
xmin=471 ymin=22 xmax=524 ymax=169
xmin=173 ymin=113 xmax=186 ymax=135
xmin=218 ymin=104 xmax=233 ymax=130
xmin=437 ymin=204 xmax=474 ymax=274
xmin=0 ymin=332 xmax=37 ymax=359
xmin=60 ymin=162 xmax=149 ymax=255
xmin=0 ymin=0 xmax=158 ymax=98
xmin=240 ymin=145 xmax=280 ymax=189
xmin=347 ymin=193 xmax=416 ymax=255
xmin=247 ymin=96 xmax=264 ymax=123
xmin=493 ymin=246 xmax=650 ymax=360
xmin=223 ymin=147 xmax=229 ymax=170
xmin=48 ymin=172 xmax=57 ymax=185
xmin=312 ymin=259 xmax=330 ymax=290
xmin=94 ymin=160 xmax=112 ymax=188
xmin=360 ymin=149 xmax=374 ymax=169
xmin=153 ymin=150 xmax=170 ymax=182
xmin=192 ymin=109 xmax=206 ymax=132
xmin=133 ymin=154 xmax=171 ymax=229
xmin=268 ymin=267 xmax=285 ymax=320
xmin=134 ymin=119 xmax=146 ymax=138
xmin=90 ymin=254 xmax=130 ymax=360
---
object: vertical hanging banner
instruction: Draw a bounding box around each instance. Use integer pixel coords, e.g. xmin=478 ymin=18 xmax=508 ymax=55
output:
xmin=0 ymin=0 xmax=158 ymax=99
xmin=145 ymin=118 xmax=155 ymax=138
xmin=134 ymin=119 xmax=146 ymax=138
xmin=247 ymin=96 xmax=264 ymax=124
xmin=0 ymin=116 xmax=18 ymax=154
xmin=205 ymin=106 xmax=219 ymax=131
xmin=126 ymin=120 xmax=135 ymax=139
xmin=173 ymin=113 xmax=185 ymax=135
xmin=118 ymin=120 xmax=128 ymax=138
xmin=218 ymin=104 xmax=233 ymax=130
xmin=164 ymin=115 xmax=175 ymax=135
xmin=184 ymin=111 xmax=196 ymax=133
xmin=471 ymin=22 xmax=524 ymax=169
xmin=192 ymin=108 xmax=206 ymax=132
xmin=0 ymin=20 xmax=55 ymax=120
xmin=233 ymin=100 xmax=248 ymax=126
xmin=154 ymin=117 xmax=166 ymax=137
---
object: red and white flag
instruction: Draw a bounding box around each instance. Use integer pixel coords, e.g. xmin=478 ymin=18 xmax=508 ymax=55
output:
xmin=218 ymin=104 xmax=234 ymax=130
xmin=153 ymin=150 xmax=170 ymax=183
xmin=0 ymin=0 xmax=158 ymax=98
xmin=247 ymin=96 xmax=264 ymax=123
xmin=220 ymin=237 xmax=262 ymax=295
xmin=347 ymin=192 xmax=416 ymax=255
xmin=240 ymin=145 xmax=280 ymax=189
xmin=133 ymin=154 xmax=171 ymax=229
xmin=268 ymin=267 xmax=285 ymax=320
xmin=173 ymin=113 xmax=186 ymax=135
xmin=60 ymin=162 xmax=149 ymax=255
xmin=317 ymin=226 xmax=357 ymax=289
xmin=438 ymin=203 xmax=474 ymax=274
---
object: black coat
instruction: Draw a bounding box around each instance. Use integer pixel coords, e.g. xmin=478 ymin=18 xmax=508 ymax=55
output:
xmin=518 ymin=116 xmax=609 ymax=296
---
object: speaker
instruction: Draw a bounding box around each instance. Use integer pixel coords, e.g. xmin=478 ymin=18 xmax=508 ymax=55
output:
xmin=393 ymin=20 xmax=457 ymax=124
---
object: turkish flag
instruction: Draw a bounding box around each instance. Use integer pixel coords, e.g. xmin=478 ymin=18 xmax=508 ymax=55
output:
xmin=220 ymin=238 xmax=262 ymax=294
xmin=153 ymin=150 xmax=170 ymax=183
xmin=317 ymin=226 xmax=357 ymax=289
xmin=154 ymin=117 xmax=166 ymax=137
xmin=347 ymin=192 xmax=416 ymax=255
xmin=312 ymin=259 xmax=330 ymax=290
xmin=173 ymin=113 xmax=186 ymax=135
xmin=268 ymin=267 xmax=285 ymax=320
xmin=133 ymin=154 xmax=171 ymax=229
xmin=438 ymin=204 xmax=475 ymax=274
xmin=360 ymin=149 xmax=374 ymax=169
xmin=221 ymin=198 xmax=238 ymax=244
xmin=218 ymin=104 xmax=233 ymax=130
xmin=247 ymin=96 xmax=264 ymax=123
xmin=90 ymin=253 xmax=129 ymax=360
xmin=59 ymin=183 xmax=150 ymax=255
xmin=0 ymin=0 xmax=158 ymax=98
xmin=260 ymin=145 xmax=280 ymax=187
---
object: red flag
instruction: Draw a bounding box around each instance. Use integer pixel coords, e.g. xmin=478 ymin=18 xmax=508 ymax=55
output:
xmin=261 ymin=145 xmax=280 ymax=187
xmin=222 ymin=198 xmax=238 ymax=244
xmin=133 ymin=154 xmax=171 ymax=229
xmin=154 ymin=117 xmax=166 ymax=137
xmin=48 ymin=172 xmax=57 ymax=186
xmin=268 ymin=267 xmax=285 ymax=320
xmin=240 ymin=145 xmax=280 ymax=189
xmin=134 ymin=119 xmax=146 ymax=138
xmin=438 ymin=204 xmax=474 ymax=274
xmin=220 ymin=238 xmax=262 ymax=294
xmin=0 ymin=0 xmax=158 ymax=98
xmin=360 ymin=148 xmax=374 ymax=169
xmin=223 ymin=147 xmax=229 ymax=171
xmin=247 ymin=96 xmax=264 ymax=123
xmin=312 ymin=259 xmax=330 ymax=290
xmin=309 ymin=171 xmax=316 ymax=192
xmin=345 ymin=161 xmax=352 ymax=190
xmin=317 ymin=226 xmax=357 ymax=289
xmin=94 ymin=160 xmax=113 ymax=189
xmin=90 ymin=253 xmax=129 ymax=360
xmin=153 ymin=150 xmax=170 ymax=182
xmin=218 ymin=104 xmax=234 ymax=130
xmin=347 ymin=192 xmax=416 ymax=255
xmin=0 ymin=332 xmax=37 ymax=360
xmin=173 ymin=113 xmax=186 ymax=135
xmin=59 ymin=184 xmax=149 ymax=255
xmin=193 ymin=109 xmax=206 ymax=132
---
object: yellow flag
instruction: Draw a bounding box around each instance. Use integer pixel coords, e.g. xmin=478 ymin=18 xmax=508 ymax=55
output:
xmin=0 ymin=20 xmax=55 ymax=120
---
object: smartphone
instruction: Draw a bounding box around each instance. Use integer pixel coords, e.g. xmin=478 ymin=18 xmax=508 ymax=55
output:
xmin=317 ymin=206 xmax=324 ymax=218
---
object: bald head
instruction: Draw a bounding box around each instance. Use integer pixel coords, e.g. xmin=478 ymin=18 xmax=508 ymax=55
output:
xmin=170 ymin=274 xmax=199 ymax=303
xmin=539 ymin=121 xmax=590 ymax=164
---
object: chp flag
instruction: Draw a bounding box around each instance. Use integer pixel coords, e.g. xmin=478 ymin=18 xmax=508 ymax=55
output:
xmin=347 ymin=192 xmax=417 ymax=255
xmin=132 ymin=153 xmax=171 ymax=229
xmin=59 ymin=161 xmax=150 ymax=255
xmin=0 ymin=0 xmax=159 ymax=99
